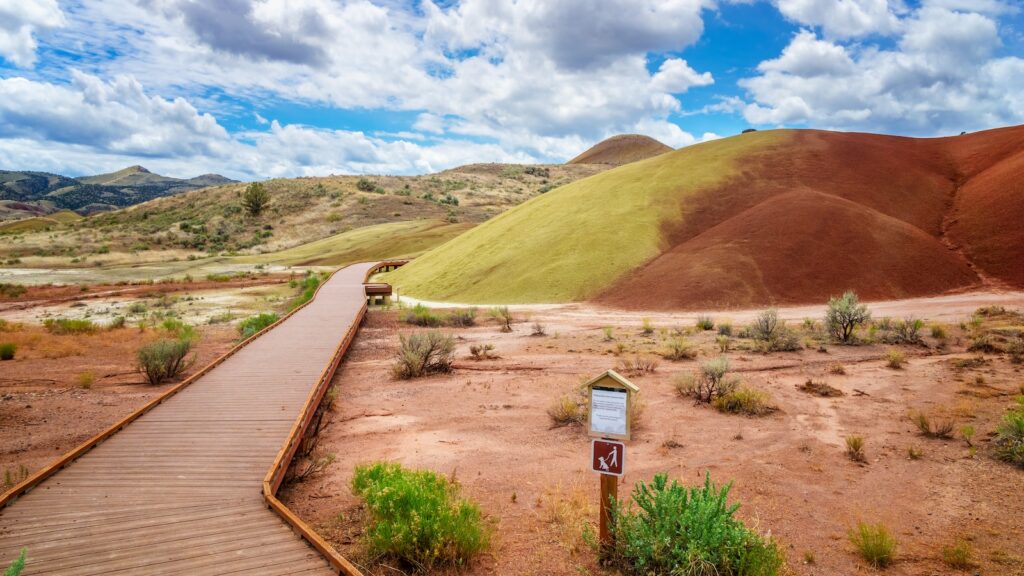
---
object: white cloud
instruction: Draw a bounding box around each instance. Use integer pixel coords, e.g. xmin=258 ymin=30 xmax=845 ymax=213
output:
xmin=741 ymin=6 xmax=1024 ymax=134
xmin=0 ymin=0 xmax=66 ymax=67
xmin=774 ymin=0 xmax=903 ymax=38
xmin=651 ymin=58 xmax=714 ymax=93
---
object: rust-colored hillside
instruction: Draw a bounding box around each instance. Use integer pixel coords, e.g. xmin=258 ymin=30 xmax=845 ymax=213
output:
xmin=567 ymin=134 xmax=673 ymax=166
xmin=594 ymin=126 xmax=1024 ymax=309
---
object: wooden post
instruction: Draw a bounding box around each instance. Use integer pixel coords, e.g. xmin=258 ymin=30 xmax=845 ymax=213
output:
xmin=599 ymin=473 xmax=617 ymax=557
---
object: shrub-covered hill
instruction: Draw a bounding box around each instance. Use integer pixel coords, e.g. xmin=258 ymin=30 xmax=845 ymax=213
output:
xmin=384 ymin=125 xmax=1024 ymax=308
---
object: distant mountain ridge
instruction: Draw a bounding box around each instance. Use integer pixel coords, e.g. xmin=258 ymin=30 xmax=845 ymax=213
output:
xmin=0 ymin=166 xmax=236 ymax=221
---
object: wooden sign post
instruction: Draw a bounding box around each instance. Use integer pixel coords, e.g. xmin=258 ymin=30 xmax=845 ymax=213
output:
xmin=584 ymin=370 xmax=638 ymax=558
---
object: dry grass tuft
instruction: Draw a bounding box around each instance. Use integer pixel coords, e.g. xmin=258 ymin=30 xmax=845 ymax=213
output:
xmin=845 ymin=435 xmax=867 ymax=463
xmin=797 ymin=379 xmax=843 ymax=397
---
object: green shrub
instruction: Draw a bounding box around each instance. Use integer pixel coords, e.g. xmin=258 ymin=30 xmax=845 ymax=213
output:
xmin=289 ymin=274 xmax=321 ymax=310
xmin=0 ymin=343 xmax=15 ymax=361
xmin=967 ymin=334 xmax=1000 ymax=353
xmin=351 ymin=462 xmax=489 ymax=570
xmin=848 ymin=521 xmax=896 ymax=568
xmin=489 ymin=306 xmax=513 ymax=332
xmin=880 ymin=317 xmax=923 ymax=344
xmin=137 ymin=338 xmax=194 ymax=384
xmin=547 ymin=394 xmax=585 ymax=426
xmin=994 ymin=397 xmax=1024 ymax=467
xmin=0 ymin=283 xmax=27 ymax=298
xmin=404 ymin=303 xmax=441 ymax=327
xmin=713 ymin=387 xmax=775 ymax=416
xmin=825 ymin=291 xmax=871 ymax=343
xmin=676 ymin=356 xmax=739 ymax=403
xmin=609 ymin=473 xmax=783 ymax=576
xmin=160 ymin=318 xmax=196 ymax=341
xmin=444 ymin=307 xmax=478 ymax=327
xmin=43 ymin=318 xmax=96 ymax=334
xmin=748 ymin=309 xmax=799 ymax=352
xmin=355 ymin=178 xmax=376 ymax=192
xmin=717 ymin=323 xmax=733 ymax=336
xmin=238 ymin=313 xmax=279 ymax=339
xmin=885 ymin=349 xmax=905 ymax=369
xmin=695 ymin=315 xmax=714 ymax=331
xmin=3 ymin=549 xmax=26 ymax=576
xmin=107 ymin=316 xmax=126 ymax=329
xmin=1007 ymin=337 xmax=1023 ymax=364
xmin=661 ymin=337 xmax=696 ymax=360
xmin=241 ymin=182 xmax=270 ymax=217
xmin=392 ymin=331 xmax=454 ymax=379
xmin=930 ymin=323 xmax=947 ymax=340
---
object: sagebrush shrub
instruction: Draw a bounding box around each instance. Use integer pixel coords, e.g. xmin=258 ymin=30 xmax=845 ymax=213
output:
xmin=237 ymin=313 xmax=279 ymax=339
xmin=351 ymin=462 xmax=490 ymax=570
xmin=489 ymin=306 xmax=514 ymax=332
xmin=848 ymin=521 xmax=896 ymax=568
xmin=825 ymin=291 xmax=871 ymax=343
xmin=392 ymin=331 xmax=454 ymax=379
xmin=748 ymin=310 xmax=800 ymax=352
xmin=885 ymin=349 xmax=905 ymax=369
xmin=695 ymin=315 xmax=714 ymax=331
xmin=0 ymin=343 xmax=15 ymax=361
xmin=137 ymin=338 xmax=194 ymax=384
xmin=677 ymin=356 xmax=739 ymax=403
xmin=445 ymin=308 xmax=478 ymax=327
xmin=994 ymin=397 xmax=1024 ymax=467
xmin=661 ymin=337 xmax=696 ymax=360
xmin=609 ymin=473 xmax=783 ymax=576
xmin=713 ymin=387 xmax=775 ymax=416
xmin=404 ymin=303 xmax=441 ymax=327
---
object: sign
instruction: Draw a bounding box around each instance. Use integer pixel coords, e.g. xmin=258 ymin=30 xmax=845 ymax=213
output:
xmin=585 ymin=369 xmax=639 ymax=441
xmin=592 ymin=439 xmax=625 ymax=477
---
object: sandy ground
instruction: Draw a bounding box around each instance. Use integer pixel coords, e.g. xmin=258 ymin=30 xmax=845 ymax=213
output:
xmin=282 ymin=295 xmax=1024 ymax=576
xmin=0 ymin=324 xmax=237 ymax=487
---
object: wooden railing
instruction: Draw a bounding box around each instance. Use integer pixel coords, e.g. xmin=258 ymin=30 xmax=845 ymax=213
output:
xmin=0 ymin=260 xmax=408 ymax=576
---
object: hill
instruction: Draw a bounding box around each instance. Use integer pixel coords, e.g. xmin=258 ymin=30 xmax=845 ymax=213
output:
xmin=384 ymin=125 xmax=1024 ymax=308
xmin=0 ymin=166 xmax=237 ymax=221
xmin=567 ymin=134 xmax=673 ymax=166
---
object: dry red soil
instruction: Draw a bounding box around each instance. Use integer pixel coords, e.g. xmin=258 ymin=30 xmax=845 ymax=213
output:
xmin=283 ymin=298 xmax=1024 ymax=576
xmin=0 ymin=324 xmax=236 ymax=483
xmin=596 ymin=125 xmax=1024 ymax=310
xmin=567 ymin=134 xmax=673 ymax=166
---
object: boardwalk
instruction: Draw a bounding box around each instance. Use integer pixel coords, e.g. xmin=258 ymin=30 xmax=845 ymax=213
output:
xmin=0 ymin=262 xmax=382 ymax=575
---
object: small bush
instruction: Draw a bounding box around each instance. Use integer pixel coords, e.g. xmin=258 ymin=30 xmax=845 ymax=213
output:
xmin=609 ymin=473 xmax=783 ymax=576
xmin=1007 ymin=337 xmax=1023 ymax=364
xmin=661 ymin=337 xmax=696 ymax=360
xmin=717 ymin=322 xmax=733 ymax=336
xmin=468 ymin=343 xmax=495 ymax=360
xmin=489 ymin=306 xmax=513 ymax=332
xmin=355 ymin=177 xmax=376 ymax=192
xmin=392 ymin=331 xmax=454 ymax=380
xmin=942 ymin=539 xmax=974 ymax=570
xmin=845 ymin=435 xmax=866 ymax=463
xmin=602 ymin=326 xmax=615 ymax=341
xmin=43 ymin=318 xmax=96 ymax=334
xmin=885 ymin=349 xmax=905 ymax=369
xmin=617 ymin=355 xmax=658 ymax=375
xmin=640 ymin=317 xmax=654 ymax=335
xmin=0 ymin=283 xmax=27 ymax=298
xmin=994 ymin=397 xmax=1024 ymax=467
xmin=351 ymin=462 xmax=490 ymax=570
xmin=547 ymin=395 xmax=584 ymax=427
xmin=677 ymin=356 xmax=739 ymax=404
xmin=289 ymin=274 xmax=321 ymax=310
xmin=907 ymin=446 xmax=923 ymax=460
xmin=930 ymin=323 xmax=947 ymax=340
xmin=880 ymin=317 xmax=923 ymax=345
xmin=404 ymin=303 xmax=441 ymax=327
xmin=241 ymin=182 xmax=271 ymax=216
xmin=797 ymin=379 xmax=843 ymax=397
xmin=967 ymin=334 xmax=1000 ymax=354
xmin=137 ymin=338 xmax=194 ymax=385
xmin=445 ymin=307 xmax=478 ymax=327
xmin=716 ymin=335 xmax=731 ymax=353
xmin=849 ymin=521 xmax=896 ymax=568
xmin=695 ymin=315 xmax=714 ymax=331
xmin=828 ymin=362 xmax=846 ymax=375
xmin=910 ymin=410 xmax=955 ymax=439
xmin=826 ymin=291 xmax=871 ymax=344
xmin=713 ymin=387 xmax=775 ymax=416
xmin=160 ymin=318 xmax=196 ymax=341
xmin=531 ymin=321 xmax=546 ymax=336
xmin=238 ymin=313 xmax=279 ymax=339
xmin=0 ymin=343 xmax=15 ymax=361
xmin=77 ymin=371 xmax=95 ymax=389
xmin=748 ymin=310 xmax=800 ymax=352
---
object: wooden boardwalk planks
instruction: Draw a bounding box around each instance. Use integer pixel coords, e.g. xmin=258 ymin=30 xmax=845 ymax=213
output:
xmin=0 ymin=262 xmax=382 ymax=575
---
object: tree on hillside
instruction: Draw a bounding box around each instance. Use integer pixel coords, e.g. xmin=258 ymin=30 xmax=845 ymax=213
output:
xmin=241 ymin=182 xmax=270 ymax=217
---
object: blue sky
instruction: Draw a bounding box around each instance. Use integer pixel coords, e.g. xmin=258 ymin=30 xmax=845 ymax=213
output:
xmin=0 ymin=0 xmax=1022 ymax=180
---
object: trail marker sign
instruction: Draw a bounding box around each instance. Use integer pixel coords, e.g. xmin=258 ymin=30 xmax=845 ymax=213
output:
xmin=585 ymin=370 xmax=639 ymax=441
xmin=592 ymin=439 xmax=625 ymax=477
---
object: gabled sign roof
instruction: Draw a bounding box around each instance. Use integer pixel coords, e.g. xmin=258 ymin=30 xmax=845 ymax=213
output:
xmin=582 ymin=369 xmax=640 ymax=393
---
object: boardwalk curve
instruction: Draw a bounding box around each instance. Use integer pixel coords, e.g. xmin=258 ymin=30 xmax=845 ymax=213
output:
xmin=0 ymin=262 xmax=393 ymax=575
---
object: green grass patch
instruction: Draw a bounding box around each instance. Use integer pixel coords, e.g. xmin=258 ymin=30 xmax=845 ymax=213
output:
xmin=351 ymin=462 xmax=490 ymax=570
xmin=288 ymin=274 xmax=322 ymax=310
xmin=0 ymin=343 xmax=15 ymax=361
xmin=384 ymin=131 xmax=788 ymax=303
xmin=848 ymin=521 xmax=896 ymax=568
xmin=43 ymin=318 xmax=96 ymax=334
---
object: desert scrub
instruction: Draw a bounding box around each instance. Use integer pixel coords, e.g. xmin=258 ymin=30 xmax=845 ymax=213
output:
xmin=616 ymin=355 xmax=659 ymax=375
xmin=661 ymin=337 xmax=696 ymax=360
xmin=748 ymin=309 xmax=799 ymax=352
xmin=0 ymin=343 xmax=15 ymax=361
xmin=445 ymin=307 xmax=478 ymax=327
xmin=468 ymin=343 xmax=496 ymax=360
xmin=713 ymin=387 xmax=775 ymax=416
xmin=237 ymin=313 xmax=279 ymax=339
xmin=676 ymin=356 xmax=739 ymax=403
xmin=43 ymin=318 xmax=96 ymax=335
xmin=825 ymin=291 xmax=871 ymax=343
xmin=695 ymin=315 xmax=714 ymax=331
xmin=848 ymin=521 xmax=896 ymax=568
xmin=4 ymin=548 xmax=26 ymax=576
xmin=351 ymin=462 xmax=490 ymax=570
xmin=489 ymin=306 xmax=514 ymax=332
xmin=547 ymin=394 xmax=585 ymax=427
xmin=137 ymin=338 xmax=194 ymax=384
xmin=942 ymin=539 xmax=974 ymax=569
xmin=909 ymin=410 xmax=955 ymax=439
xmin=609 ymin=473 xmax=783 ymax=576
xmin=994 ymin=397 xmax=1024 ymax=467
xmin=403 ymin=303 xmax=441 ymax=327
xmin=885 ymin=349 xmax=905 ymax=369
xmin=1008 ymin=337 xmax=1024 ymax=364
xmin=845 ymin=435 xmax=867 ymax=462
xmin=392 ymin=331 xmax=454 ymax=379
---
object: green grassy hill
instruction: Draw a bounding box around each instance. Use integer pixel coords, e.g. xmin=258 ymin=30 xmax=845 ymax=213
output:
xmin=383 ymin=131 xmax=785 ymax=302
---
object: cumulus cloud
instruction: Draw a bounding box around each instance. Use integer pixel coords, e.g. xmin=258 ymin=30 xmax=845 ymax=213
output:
xmin=773 ymin=0 xmax=903 ymax=38
xmin=651 ymin=58 xmax=715 ymax=93
xmin=741 ymin=6 xmax=1024 ymax=134
xmin=0 ymin=0 xmax=65 ymax=67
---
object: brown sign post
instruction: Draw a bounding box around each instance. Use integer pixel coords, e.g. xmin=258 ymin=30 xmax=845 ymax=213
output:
xmin=584 ymin=370 xmax=638 ymax=557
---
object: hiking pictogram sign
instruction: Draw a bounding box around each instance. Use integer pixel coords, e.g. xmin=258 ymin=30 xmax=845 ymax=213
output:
xmin=591 ymin=439 xmax=625 ymax=477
